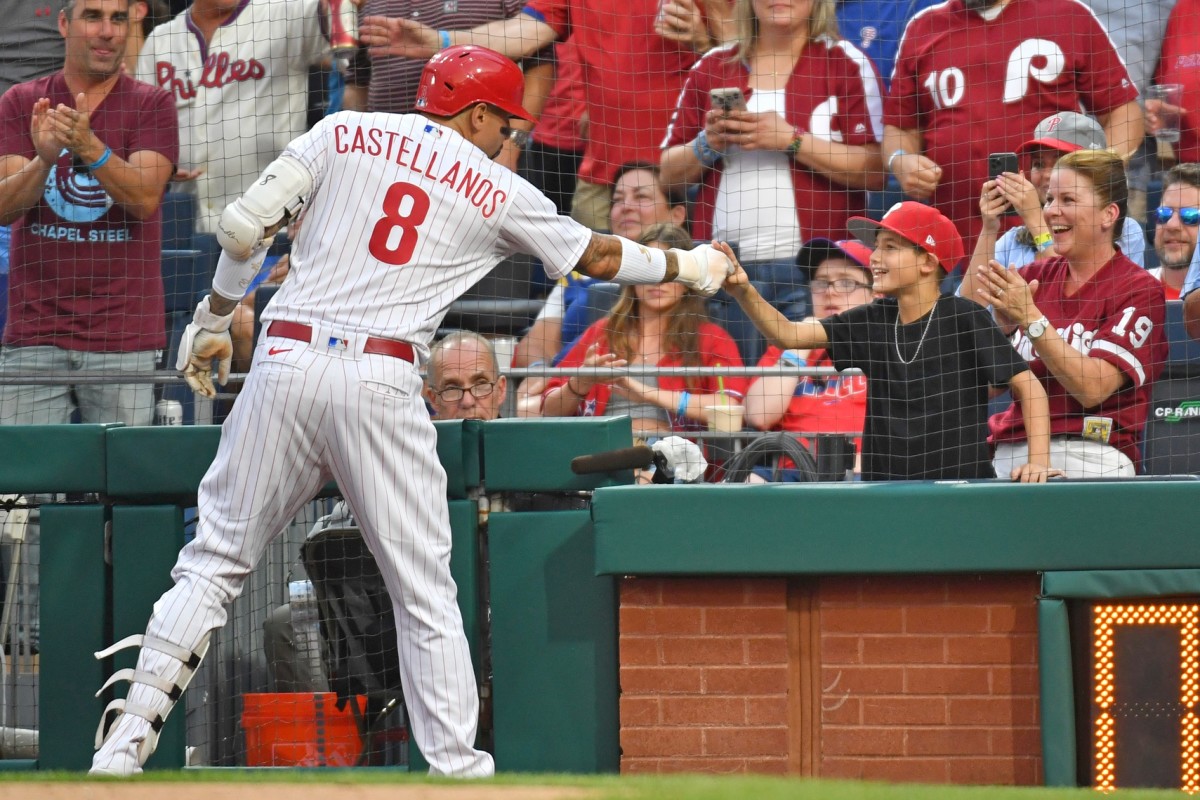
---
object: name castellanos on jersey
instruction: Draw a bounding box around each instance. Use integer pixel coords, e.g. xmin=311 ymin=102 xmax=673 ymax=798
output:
xmin=333 ymin=123 xmax=509 ymax=218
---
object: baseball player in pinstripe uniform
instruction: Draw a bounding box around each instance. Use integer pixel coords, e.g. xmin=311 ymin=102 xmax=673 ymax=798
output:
xmin=89 ymin=45 xmax=734 ymax=777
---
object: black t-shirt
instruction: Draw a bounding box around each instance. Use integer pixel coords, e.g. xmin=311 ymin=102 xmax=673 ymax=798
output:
xmin=821 ymin=295 xmax=1028 ymax=481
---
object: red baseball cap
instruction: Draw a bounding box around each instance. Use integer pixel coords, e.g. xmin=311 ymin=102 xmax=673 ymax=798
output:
xmin=847 ymin=202 xmax=965 ymax=272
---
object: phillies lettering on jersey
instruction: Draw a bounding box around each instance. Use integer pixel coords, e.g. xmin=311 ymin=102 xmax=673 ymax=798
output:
xmin=154 ymin=54 xmax=267 ymax=102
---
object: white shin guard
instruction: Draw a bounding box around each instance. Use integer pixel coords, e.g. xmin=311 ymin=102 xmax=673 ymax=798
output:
xmin=92 ymin=632 xmax=212 ymax=768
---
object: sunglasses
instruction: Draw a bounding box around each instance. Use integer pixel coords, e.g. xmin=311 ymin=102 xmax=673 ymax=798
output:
xmin=1155 ymin=206 xmax=1200 ymax=226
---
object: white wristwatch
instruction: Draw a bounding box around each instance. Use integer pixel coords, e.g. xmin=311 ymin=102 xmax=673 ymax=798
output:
xmin=1026 ymin=316 xmax=1051 ymax=340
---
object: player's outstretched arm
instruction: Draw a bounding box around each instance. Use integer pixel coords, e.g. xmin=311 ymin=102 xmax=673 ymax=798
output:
xmin=360 ymin=13 xmax=556 ymax=61
xmin=714 ymin=241 xmax=827 ymax=351
xmin=1006 ymin=369 xmax=1061 ymax=483
xmin=574 ymin=232 xmax=733 ymax=297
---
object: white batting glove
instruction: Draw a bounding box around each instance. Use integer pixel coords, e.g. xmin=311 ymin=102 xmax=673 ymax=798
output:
xmin=176 ymin=295 xmax=235 ymax=399
xmin=671 ymin=244 xmax=734 ymax=297
xmin=651 ymin=436 xmax=708 ymax=483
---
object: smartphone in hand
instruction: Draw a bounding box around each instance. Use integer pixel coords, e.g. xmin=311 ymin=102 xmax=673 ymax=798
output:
xmin=710 ymin=87 xmax=748 ymax=114
xmin=988 ymin=152 xmax=1019 ymax=212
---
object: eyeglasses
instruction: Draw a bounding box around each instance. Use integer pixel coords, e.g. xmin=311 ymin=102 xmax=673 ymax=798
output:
xmin=1155 ymin=206 xmax=1200 ymax=226
xmin=433 ymin=380 xmax=497 ymax=403
xmin=810 ymin=278 xmax=872 ymax=294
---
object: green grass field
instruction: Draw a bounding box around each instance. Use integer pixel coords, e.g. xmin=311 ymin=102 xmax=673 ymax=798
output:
xmin=0 ymin=771 xmax=1192 ymax=799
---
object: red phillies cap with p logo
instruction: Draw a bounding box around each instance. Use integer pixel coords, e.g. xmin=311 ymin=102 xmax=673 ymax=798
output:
xmin=846 ymin=202 xmax=965 ymax=272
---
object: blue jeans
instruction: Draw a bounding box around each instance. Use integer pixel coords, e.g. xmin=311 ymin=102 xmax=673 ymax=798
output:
xmin=708 ymin=256 xmax=811 ymax=366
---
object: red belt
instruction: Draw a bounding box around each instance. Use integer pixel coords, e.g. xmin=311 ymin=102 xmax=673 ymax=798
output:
xmin=266 ymin=320 xmax=416 ymax=363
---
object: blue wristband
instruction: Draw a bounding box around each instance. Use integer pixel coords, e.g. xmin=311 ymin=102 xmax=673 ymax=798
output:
xmin=676 ymin=390 xmax=691 ymax=419
xmin=778 ymin=350 xmax=805 ymax=368
xmin=692 ymin=130 xmax=722 ymax=167
xmin=85 ymin=146 xmax=112 ymax=172
xmin=438 ymin=30 xmax=451 ymax=50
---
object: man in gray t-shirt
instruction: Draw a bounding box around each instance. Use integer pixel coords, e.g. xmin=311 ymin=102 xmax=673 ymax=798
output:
xmin=0 ymin=0 xmax=65 ymax=98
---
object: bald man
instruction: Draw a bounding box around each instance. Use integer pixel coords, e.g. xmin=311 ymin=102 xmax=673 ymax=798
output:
xmin=425 ymin=331 xmax=507 ymax=421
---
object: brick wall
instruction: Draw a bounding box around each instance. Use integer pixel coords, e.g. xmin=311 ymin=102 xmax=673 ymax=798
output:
xmin=618 ymin=577 xmax=792 ymax=774
xmin=617 ymin=573 xmax=1043 ymax=783
xmin=819 ymin=574 xmax=1042 ymax=784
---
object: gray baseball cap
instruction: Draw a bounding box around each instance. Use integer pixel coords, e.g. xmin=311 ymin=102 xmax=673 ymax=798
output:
xmin=1017 ymin=111 xmax=1107 ymax=154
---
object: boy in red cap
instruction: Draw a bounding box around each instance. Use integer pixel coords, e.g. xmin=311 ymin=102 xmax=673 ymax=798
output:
xmin=719 ymin=201 xmax=1057 ymax=482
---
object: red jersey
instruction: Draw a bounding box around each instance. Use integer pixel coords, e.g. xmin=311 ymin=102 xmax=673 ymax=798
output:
xmin=756 ymin=346 xmax=868 ymax=440
xmin=1155 ymin=0 xmax=1200 ymax=164
xmin=544 ymin=318 xmax=748 ymax=431
xmin=661 ymin=39 xmax=883 ymax=243
xmin=0 ymin=72 xmax=178 ymax=352
xmin=522 ymin=0 xmax=700 ymax=185
xmin=886 ymin=0 xmax=1136 ymax=247
xmin=532 ymin=39 xmax=586 ymax=151
xmin=988 ymin=252 xmax=1168 ymax=467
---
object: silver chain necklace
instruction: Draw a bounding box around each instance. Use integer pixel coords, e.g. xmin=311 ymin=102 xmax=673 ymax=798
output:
xmin=893 ymin=300 xmax=938 ymax=365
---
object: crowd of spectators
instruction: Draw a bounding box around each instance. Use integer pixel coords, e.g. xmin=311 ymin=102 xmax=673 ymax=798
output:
xmin=2 ymin=0 xmax=1200 ymax=483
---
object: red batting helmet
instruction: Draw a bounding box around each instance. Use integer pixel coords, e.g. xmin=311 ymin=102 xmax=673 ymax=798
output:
xmin=414 ymin=45 xmax=533 ymax=121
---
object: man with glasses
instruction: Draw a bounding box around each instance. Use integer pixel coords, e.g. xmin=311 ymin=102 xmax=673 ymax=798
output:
xmin=1153 ymin=163 xmax=1200 ymax=303
xmin=742 ymin=238 xmax=874 ymax=479
xmin=425 ymin=331 xmax=506 ymax=421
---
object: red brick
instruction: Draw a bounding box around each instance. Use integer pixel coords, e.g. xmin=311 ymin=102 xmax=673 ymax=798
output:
xmin=906 ymin=727 xmax=991 ymax=756
xmin=747 ymin=758 xmax=790 ymax=775
xmin=620 ymin=665 xmax=703 ymax=694
xmin=946 ymin=634 xmax=1036 ymax=665
xmin=858 ymin=757 xmax=951 ymax=783
xmin=821 ymin=695 xmax=862 ymax=725
xmin=904 ymin=665 xmax=990 ymax=694
xmin=990 ymin=726 xmax=1042 ymax=757
xmin=989 ymin=604 xmax=1038 ymax=633
xmin=620 ymin=696 xmax=660 ymax=727
xmin=654 ymin=757 xmax=750 ymax=774
xmin=943 ymin=574 xmax=1039 ymax=604
xmin=704 ymin=607 xmax=788 ymax=635
xmin=819 ymin=576 xmax=863 ymax=603
xmin=819 ymin=756 xmax=868 ymax=779
xmin=821 ymin=726 xmax=905 ymax=756
xmin=620 ymin=606 xmax=704 ymax=635
xmin=620 ymin=758 xmax=661 ymax=774
xmin=747 ymin=698 xmax=789 ymax=725
xmin=620 ymin=637 xmax=661 ymax=666
xmin=821 ymin=606 xmax=905 ymax=633
xmin=747 ymin=636 xmax=788 ymax=663
xmin=861 ymin=635 xmax=947 ymax=664
xmin=948 ymin=756 xmax=1040 ymax=785
xmin=703 ymin=666 xmax=788 ymax=695
xmin=661 ymin=636 xmax=745 ymax=666
xmin=657 ymin=578 xmax=749 ymax=606
xmin=990 ymin=665 xmax=1039 ymax=695
xmin=861 ymin=696 xmax=947 ymax=725
xmin=821 ymin=634 xmax=863 ymax=664
xmin=620 ymin=578 xmax=662 ymax=606
xmin=947 ymin=696 xmax=1038 ymax=726
xmin=661 ymin=696 xmax=746 ymax=725
xmin=744 ymin=579 xmax=789 ymax=604
xmin=704 ymin=726 xmax=789 ymax=757
xmin=620 ymin=726 xmax=703 ymax=757
xmin=822 ymin=665 xmax=904 ymax=695
xmin=857 ymin=576 xmax=950 ymax=604
xmin=904 ymin=605 xmax=990 ymax=634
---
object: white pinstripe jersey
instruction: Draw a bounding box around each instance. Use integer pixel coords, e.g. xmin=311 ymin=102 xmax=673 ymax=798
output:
xmin=136 ymin=0 xmax=327 ymax=233
xmin=262 ymin=111 xmax=592 ymax=354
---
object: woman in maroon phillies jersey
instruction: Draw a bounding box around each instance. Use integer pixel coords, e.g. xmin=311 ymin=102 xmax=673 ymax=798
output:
xmin=977 ymin=150 xmax=1168 ymax=478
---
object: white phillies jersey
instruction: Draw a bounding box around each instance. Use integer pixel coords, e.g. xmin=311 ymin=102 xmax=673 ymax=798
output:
xmin=263 ymin=112 xmax=593 ymax=355
xmin=136 ymin=0 xmax=327 ymax=233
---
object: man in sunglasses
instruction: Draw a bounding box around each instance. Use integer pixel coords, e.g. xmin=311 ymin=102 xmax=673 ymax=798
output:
xmin=1153 ymin=163 xmax=1200 ymax=302
xmin=425 ymin=330 xmax=507 ymax=421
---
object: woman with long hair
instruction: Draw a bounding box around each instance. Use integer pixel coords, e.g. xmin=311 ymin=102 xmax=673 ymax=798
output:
xmin=658 ymin=0 xmax=884 ymax=363
xmin=541 ymin=224 xmax=747 ymax=439
xmin=978 ymin=149 xmax=1168 ymax=478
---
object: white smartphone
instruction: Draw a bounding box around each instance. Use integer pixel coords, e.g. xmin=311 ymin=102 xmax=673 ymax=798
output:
xmin=709 ymin=87 xmax=747 ymax=114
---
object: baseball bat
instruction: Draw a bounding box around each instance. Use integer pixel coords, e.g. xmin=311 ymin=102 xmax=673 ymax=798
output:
xmin=570 ymin=445 xmax=654 ymax=475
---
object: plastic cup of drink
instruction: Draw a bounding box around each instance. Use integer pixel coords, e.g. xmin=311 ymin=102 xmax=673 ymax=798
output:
xmin=1149 ymin=84 xmax=1184 ymax=143
xmin=705 ymin=403 xmax=744 ymax=433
